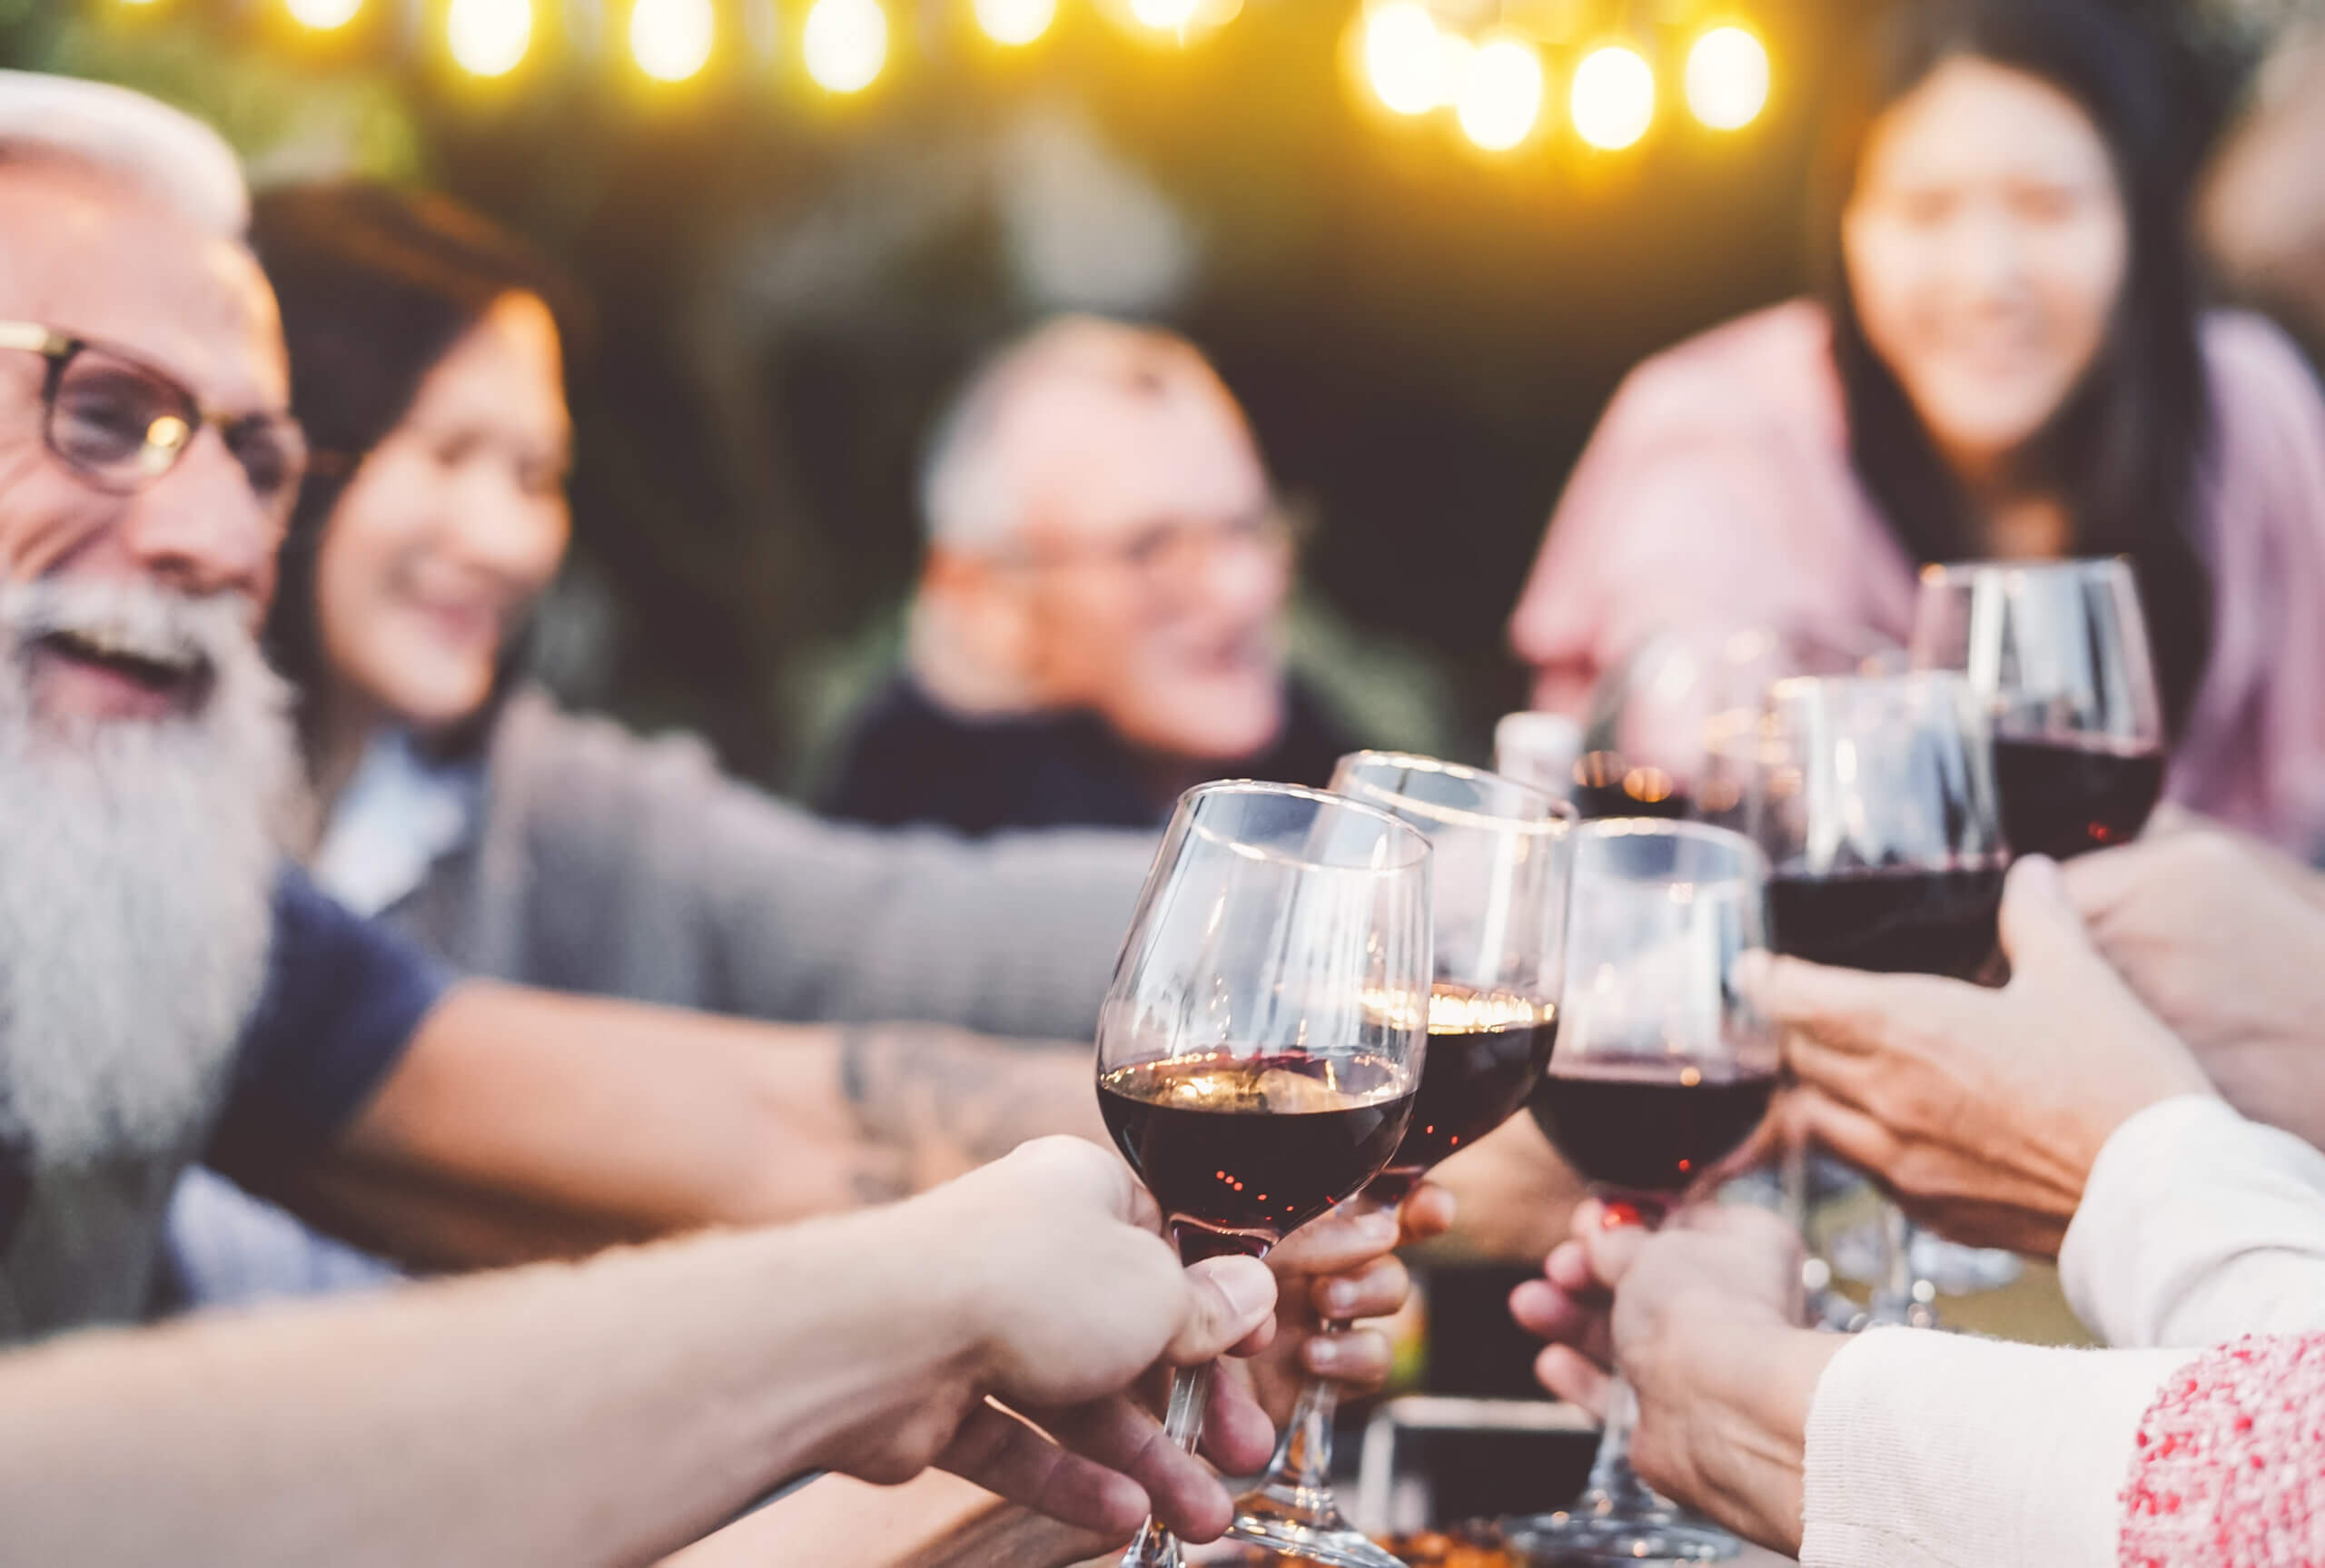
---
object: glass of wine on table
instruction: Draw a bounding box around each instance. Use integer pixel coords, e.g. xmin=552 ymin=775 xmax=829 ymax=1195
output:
xmin=1095 ymin=781 xmax=1433 ymax=1568
xmin=1222 ymin=753 xmax=1573 ymax=1568
xmin=1910 ymin=557 xmax=2167 ymax=859
xmin=1499 ymin=819 xmax=1780 ymax=1566
xmin=1756 ymin=673 xmax=2009 ymax=1323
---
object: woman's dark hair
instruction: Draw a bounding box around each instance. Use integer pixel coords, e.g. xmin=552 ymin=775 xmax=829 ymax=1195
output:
xmin=251 ymin=180 xmax=586 ymax=762
xmin=1819 ymin=0 xmax=2217 ymax=737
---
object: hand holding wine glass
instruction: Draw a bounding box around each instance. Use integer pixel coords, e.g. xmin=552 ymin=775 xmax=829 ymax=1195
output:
xmin=1095 ymin=781 xmax=1432 ymax=1568
xmin=1223 ymin=753 xmax=1570 ymax=1568
xmin=1501 ymin=818 xmax=1781 ymax=1564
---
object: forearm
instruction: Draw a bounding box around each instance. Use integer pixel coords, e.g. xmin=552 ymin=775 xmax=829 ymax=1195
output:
xmin=0 ymin=1212 xmax=975 ymax=1568
xmin=840 ymin=1022 xmax=1107 ymax=1194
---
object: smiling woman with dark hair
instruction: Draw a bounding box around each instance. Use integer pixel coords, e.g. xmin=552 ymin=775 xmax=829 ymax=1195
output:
xmin=1509 ymin=0 xmax=2325 ymax=857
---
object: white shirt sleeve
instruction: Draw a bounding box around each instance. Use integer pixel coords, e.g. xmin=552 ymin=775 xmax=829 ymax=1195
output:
xmin=1799 ymin=1330 xmax=2192 ymax=1568
xmin=2059 ymin=1093 xmax=2325 ymax=1349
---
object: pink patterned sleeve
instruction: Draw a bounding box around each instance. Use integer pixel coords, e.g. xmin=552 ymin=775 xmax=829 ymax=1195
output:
xmin=2119 ymin=1333 xmax=2325 ymax=1567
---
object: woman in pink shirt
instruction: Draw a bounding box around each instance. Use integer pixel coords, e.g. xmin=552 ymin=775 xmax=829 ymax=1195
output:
xmin=1509 ymin=0 xmax=2325 ymax=854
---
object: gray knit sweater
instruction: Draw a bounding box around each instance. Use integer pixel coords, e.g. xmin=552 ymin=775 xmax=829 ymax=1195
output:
xmin=391 ymin=686 xmax=1158 ymax=1040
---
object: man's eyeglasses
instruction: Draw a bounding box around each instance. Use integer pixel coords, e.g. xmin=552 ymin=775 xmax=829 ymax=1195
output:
xmin=990 ymin=504 xmax=1304 ymax=589
xmin=0 ymin=321 xmax=309 ymax=523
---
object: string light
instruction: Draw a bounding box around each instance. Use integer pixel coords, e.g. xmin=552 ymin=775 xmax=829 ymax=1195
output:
xmin=975 ymin=0 xmax=1055 ymax=46
xmin=1363 ymin=1 xmax=1442 ymax=117
xmin=804 ymin=0 xmax=888 ymax=91
xmin=629 ymin=0 xmax=714 ymax=81
xmin=285 ymin=0 xmax=361 ymax=30
xmin=1686 ymin=25 xmax=1767 ymax=130
xmin=448 ymin=0 xmax=532 ymax=76
xmin=1571 ymin=43 xmax=1654 ymax=150
xmin=1456 ymin=33 xmax=1544 ymax=152
xmin=1128 ymin=0 xmax=1201 ymax=34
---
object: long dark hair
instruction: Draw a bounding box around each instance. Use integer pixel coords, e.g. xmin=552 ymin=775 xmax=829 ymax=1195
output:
xmin=251 ymin=180 xmax=584 ymax=763
xmin=1820 ymin=0 xmax=2216 ymax=737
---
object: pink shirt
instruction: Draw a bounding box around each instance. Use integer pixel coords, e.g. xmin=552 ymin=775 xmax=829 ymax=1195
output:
xmin=1508 ymin=300 xmax=2325 ymax=853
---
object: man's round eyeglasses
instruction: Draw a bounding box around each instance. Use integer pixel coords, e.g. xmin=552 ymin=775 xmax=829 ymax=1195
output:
xmin=0 ymin=321 xmax=309 ymax=524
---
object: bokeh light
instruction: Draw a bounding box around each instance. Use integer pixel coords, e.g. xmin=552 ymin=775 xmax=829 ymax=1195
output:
xmin=629 ymin=0 xmax=714 ymax=82
xmin=285 ymin=0 xmax=361 ymax=30
xmin=1456 ymin=34 xmax=1544 ymax=153
xmin=1128 ymin=0 xmax=1201 ymax=33
xmin=805 ymin=0 xmax=888 ymax=92
xmin=1686 ymin=25 xmax=1768 ymax=130
xmin=975 ymin=0 xmax=1055 ymax=47
xmin=1363 ymin=2 xmax=1442 ymax=117
xmin=1571 ymin=44 xmax=1654 ymax=151
xmin=448 ymin=0 xmax=532 ymax=77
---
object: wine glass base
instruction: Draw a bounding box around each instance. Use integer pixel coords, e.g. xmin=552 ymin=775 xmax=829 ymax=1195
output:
xmin=1225 ymin=1493 xmax=1410 ymax=1568
xmin=1498 ymin=1509 xmax=1739 ymax=1563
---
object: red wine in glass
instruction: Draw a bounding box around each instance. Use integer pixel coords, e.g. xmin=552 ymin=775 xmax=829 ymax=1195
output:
xmin=1369 ymin=985 xmax=1559 ymax=1205
xmin=1529 ymin=1061 xmax=1776 ymax=1207
xmin=1992 ymin=735 xmax=2165 ymax=860
xmin=1099 ymin=1051 xmax=1416 ymax=1263
xmin=1768 ymin=863 xmax=2006 ymax=981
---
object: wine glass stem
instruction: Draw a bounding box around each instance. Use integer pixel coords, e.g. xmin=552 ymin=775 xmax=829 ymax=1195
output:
xmin=1260 ymin=1318 xmax=1350 ymax=1495
xmin=1872 ymin=1203 xmax=1933 ymax=1326
xmin=1119 ymin=1361 xmax=1214 ymax=1568
xmin=1577 ymin=1372 xmax=1661 ymax=1516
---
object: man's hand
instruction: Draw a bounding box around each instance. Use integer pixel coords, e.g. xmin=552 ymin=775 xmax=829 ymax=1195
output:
xmin=1749 ymin=856 xmax=2213 ymax=1256
xmin=1509 ymin=1202 xmax=1835 ymax=1556
xmin=830 ymin=1139 xmax=1280 ymax=1543
xmin=2065 ymin=827 xmax=2325 ymax=1149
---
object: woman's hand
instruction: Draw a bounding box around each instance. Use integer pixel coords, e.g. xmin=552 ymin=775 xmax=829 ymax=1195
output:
xmin=1749 ymin=855 xmax=2213 ymax=1256
xmin=1239 ymin=1181 xmax=1457 ymax=1424
xmin=2065 ymin=827 xmax=2325 ymax=1149
xmin=1509 ymin=1200 xmax=1835 ymax=1556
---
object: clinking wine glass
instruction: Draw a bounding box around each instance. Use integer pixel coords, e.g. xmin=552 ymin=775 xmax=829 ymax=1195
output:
xmin=1223 ymin=753 xmax=1574 ymax=1568
xmin=1499 ymin=819 xmax=1778 ymax=1564
xmin=1095 ymin=781 xmax=1434 ymax=1568
xmin=1910 ymin=557 xmax=2167 ymax=860
xmin=1753 ymin=672 xmax=2009 ymax=1326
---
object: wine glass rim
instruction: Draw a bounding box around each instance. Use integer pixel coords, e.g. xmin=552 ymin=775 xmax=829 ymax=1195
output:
xmin=1332 ymin=750 xmax=1578 ymax=834
xmin=1919 ymin=556 xmax=2134 ymax=585
xmin=1575 ymin=815 xmax=1773 ymax=876
xmin=1178 ymin=778 xmax=1434 ymax=872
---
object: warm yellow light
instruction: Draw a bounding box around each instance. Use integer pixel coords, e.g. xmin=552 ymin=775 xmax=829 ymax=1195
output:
xmin=805 ymin=0 xmax=887 ymax=91
xmin=629 ymin=0 xmax=714 ymax=81
xmin=1364 ymin=2 xmax=1442 ymax=117
xmin=449 ymin=0 xmax=532 ymax=76
xmin=1571 ymin=44 xmax=1654 ymax=151
xmin=1129 ymin=0 xmax=1200 ymax=32
xmin=285 ymin=0 xmax=361 ymax=30
xmin=975 ymin=0 xmax=1054 ymax=46
xmin=1686 ymin=25 xmax=1767 ymax=130
xmin=1456 ymin=34 xmax=1544 ymax=153
xmin=117 ymin=0 xmax=164 ymax=9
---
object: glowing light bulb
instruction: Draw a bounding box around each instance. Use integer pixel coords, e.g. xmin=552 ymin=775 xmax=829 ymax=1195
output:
xmin=975 ymin=0 xmax=1054 ymax=46
xmin=1686 ymin=25 xmax=1767 ymax=130
xmin=1571 ymin=44 xmax=1654 ymax=151
xmin=285 ymin=0 xmax=361 ymax=30
xmin=1456 ymin=34 xmax=1544 ymax=153
xmin=629 ymin=0 xmax=714 ymax=82
xmin=448 ymin=0 xmax=532 ymax=76
xmin=805 ymin=0 xmax=887 ymax=91
xmin=1363 ymin=2 xmax=1442 ymax=117
xmin=1129 ymin=0 xmax=1200 ymax=32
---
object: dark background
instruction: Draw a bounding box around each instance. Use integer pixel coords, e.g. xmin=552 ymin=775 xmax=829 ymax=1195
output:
xmin=7 ymin=0 xmax=1883 ymax=782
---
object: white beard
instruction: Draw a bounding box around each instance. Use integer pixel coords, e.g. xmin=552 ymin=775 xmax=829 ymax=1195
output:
xmin=0 ymin=579 xmax=301 ymax=1169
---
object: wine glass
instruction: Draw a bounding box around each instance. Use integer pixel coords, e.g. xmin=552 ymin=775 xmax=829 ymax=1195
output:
xmin=1095 ymin=780 xmax=1434 ymax=1568
xmin=1910 ymin=557 xmax=2167 ymax=859
xmin=1493 ymin=711 xmax=1583 ymax=806
xmin=1754 ymin=672 xmax=2008 ymax=1326
xmin=1224 ymin=754 xmax=1574 ymax=1568
xmin=1499 ymin=819 xmax=1779 ymax=1564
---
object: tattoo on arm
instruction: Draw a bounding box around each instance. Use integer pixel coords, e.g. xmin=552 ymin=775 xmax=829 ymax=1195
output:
xmin=838 ymin=1024 xmax=1103 ymax=1193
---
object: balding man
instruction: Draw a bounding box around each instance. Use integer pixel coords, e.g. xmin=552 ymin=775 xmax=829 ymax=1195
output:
xmin=824 ymin=316 xmax=1354 ymax=835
